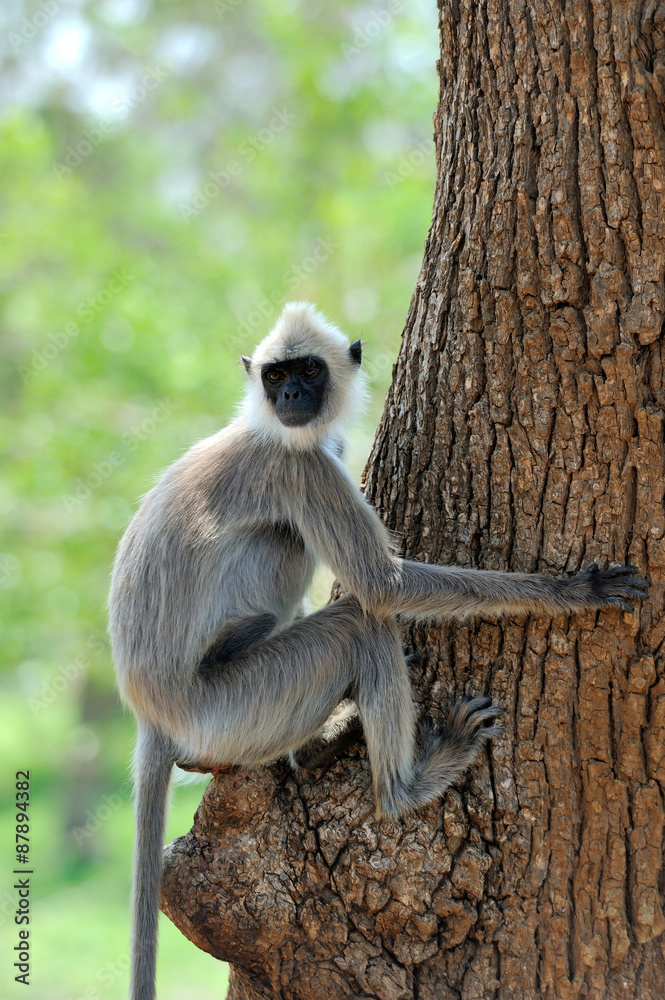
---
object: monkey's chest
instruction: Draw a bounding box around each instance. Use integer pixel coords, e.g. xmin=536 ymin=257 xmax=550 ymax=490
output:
xmin=220 ymin=521 xmax=316 ymax=616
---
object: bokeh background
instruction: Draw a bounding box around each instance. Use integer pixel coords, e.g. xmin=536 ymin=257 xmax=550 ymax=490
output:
xmin=0 ymin=2 xmax=437 ymax=997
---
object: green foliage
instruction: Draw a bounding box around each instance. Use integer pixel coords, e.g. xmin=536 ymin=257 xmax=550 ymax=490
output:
xmin=0 ymin=1 xmax=436 ymax=996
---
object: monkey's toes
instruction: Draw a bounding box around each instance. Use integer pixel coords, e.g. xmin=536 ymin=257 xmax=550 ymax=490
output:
xmin=476 ymin=722 xmax=505 ymax=742
xmin=472 ymin=705 xmax=503 ymax=725
xmin=458 ymin=694 xmax=493 ymax=716
xmin=467 ymin=705 xmax=503 ymax=738
xmin=419 ymin=713 xmax=436 ymax=735
xmin=450 ymin=696 xmax=503 ymax=741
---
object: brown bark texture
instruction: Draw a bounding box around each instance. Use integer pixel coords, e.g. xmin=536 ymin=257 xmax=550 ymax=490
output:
xmin=160 ymin=1 xmax=665 ymax=997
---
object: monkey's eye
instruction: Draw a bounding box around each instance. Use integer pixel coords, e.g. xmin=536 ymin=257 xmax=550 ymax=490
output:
xmin=265 ymin=371 xmax=284 ymax=384
xmin=303 ymin=366 xmax=319 ymax=378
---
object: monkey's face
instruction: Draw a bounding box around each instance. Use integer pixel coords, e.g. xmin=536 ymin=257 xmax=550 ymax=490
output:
xmin=260 ymin=355 xmax=330 ymax=427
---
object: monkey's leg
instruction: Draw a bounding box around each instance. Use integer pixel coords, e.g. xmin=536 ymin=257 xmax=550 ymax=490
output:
xmin=381 ymin=560 xmax=648 ymax=621
xmin=351 ymin=613 xmax=501 ymax=817
xmin=177 ymin=600 xmax=500 ymax=818
xmin=292 ymin=652 xmax=425 ymax=770
xmin=290 ymin=653 xmax=424 ymax=771
xmin=177 ymin=612 xmax=296 ymax=773
xmin=178 ymin=602 xmax=499 ymax=814
xmin=180 ymin=597 xmax=367 ymax=766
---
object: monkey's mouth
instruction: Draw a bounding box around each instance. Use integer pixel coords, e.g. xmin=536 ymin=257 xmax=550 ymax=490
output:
xmin=277 ymin=410 xmax=317 ymax=427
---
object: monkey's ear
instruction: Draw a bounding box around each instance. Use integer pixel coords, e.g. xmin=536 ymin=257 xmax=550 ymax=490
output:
xmin=241 ymin=356 xmax=252 ymax=373
xmin=349 ymin=339 xmax=362 ymax=365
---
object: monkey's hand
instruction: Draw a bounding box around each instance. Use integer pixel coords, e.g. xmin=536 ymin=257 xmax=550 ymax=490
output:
xmin=576 ymin=564 xmax=649 ymax=612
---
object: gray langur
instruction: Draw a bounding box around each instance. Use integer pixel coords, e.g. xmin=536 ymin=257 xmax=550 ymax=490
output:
xmin=108 ymin=301 xmax=648 ymax=1000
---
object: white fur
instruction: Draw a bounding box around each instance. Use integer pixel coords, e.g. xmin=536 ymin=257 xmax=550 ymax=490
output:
xmin=239 ymin=302 xmax=368 ymax=450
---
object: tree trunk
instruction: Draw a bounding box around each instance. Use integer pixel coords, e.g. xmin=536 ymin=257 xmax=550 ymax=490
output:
xmin=160 ymin=1 xmax=665 ymax=996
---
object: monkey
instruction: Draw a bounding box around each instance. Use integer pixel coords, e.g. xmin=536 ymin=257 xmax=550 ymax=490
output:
xmin=108 ymin=301 xmax=648 ymax=1000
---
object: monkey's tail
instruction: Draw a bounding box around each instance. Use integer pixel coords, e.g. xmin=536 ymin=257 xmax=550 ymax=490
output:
xmin=130 ymin=721 xmax=174 ymax=1000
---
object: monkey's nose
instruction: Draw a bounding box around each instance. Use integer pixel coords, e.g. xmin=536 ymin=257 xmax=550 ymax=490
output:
xmin=284 ymin=389 xmax=300 ymax=400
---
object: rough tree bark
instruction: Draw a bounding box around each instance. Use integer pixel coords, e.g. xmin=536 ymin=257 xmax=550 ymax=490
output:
xmin=160 ymin=1 xmax=665 ymax=997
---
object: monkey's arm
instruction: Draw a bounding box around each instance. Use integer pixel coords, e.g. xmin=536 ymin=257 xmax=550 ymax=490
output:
xmin=295 ymin=451 xmax=400 ymax=609
xmin=299 ymin=454 xmax=648 ymax=619
xmin=198 ymin=613 xmax=279 ymax=668
xmin=387 ymin=560 xmax=648 ymax=620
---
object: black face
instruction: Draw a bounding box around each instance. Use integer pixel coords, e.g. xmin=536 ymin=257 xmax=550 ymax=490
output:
xmin=261 ymin=355 xmax=329 ymax=427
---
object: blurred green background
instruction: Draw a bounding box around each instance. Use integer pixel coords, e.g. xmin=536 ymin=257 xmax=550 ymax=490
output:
xmin=0 ymin=1 xmax=437 ymax=997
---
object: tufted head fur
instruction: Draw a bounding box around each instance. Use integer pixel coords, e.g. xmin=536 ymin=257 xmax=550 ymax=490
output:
xmin=239 ymin=302 xmax=367 ymax=449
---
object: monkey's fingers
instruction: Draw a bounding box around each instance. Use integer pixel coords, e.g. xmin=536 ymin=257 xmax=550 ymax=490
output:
xmin=604 ymin=598 xmax=634 ymax=612
xmin=601 ymin=581 xmax=649 ymax=600
xmin=585 ymin=563 xmax=648 ymax=582
xmin=601 ymin=564 xmax=641 ymax=578
xmin=602 ymin=569 xmax=649 ymax=591
xmin=585 ymin=564 xmax=649 ymax=609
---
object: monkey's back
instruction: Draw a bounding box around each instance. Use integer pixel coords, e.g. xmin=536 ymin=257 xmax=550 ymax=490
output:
xmin=109 ymin=419 xmax=317 ymax=719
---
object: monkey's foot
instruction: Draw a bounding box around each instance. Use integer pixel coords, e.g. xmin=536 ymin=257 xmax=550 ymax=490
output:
xmin=446 ymin=695 xmax=505 ymax=749
xmin=379 ymin=697 xmax=504 ymax=818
